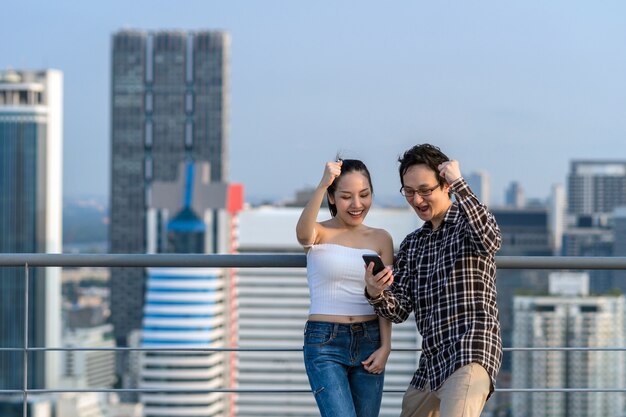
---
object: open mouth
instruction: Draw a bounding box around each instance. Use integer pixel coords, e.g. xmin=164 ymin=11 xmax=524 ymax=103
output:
xmin=348 ymin=210 xmax=364 ymax=217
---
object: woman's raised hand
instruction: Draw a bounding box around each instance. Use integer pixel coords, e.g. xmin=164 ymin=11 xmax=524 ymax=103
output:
xmin=319 ymin=160 xmax=343 ymax=188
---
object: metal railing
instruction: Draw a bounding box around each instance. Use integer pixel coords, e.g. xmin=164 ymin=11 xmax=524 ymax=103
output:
xmin=1 ymin=254 xmax=626 ymax=411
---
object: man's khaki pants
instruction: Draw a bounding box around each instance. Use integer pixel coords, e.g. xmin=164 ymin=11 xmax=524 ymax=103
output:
xmin=399 ymin=363 xmax=491 ymax=417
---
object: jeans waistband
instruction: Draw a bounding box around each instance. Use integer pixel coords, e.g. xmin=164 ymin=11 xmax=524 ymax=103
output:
xmin=305 ymin=318 xmax=379 ymax=334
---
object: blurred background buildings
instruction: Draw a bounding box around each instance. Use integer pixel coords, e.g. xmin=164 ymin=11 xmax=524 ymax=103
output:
xmin=2 ymin=7 xmax=626 ymax=415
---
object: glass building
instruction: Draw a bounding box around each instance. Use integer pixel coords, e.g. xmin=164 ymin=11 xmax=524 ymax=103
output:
xmin=0 ymin=69 xmax=63 ymax=391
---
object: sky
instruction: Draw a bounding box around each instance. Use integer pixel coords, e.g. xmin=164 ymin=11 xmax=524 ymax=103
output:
xmin=3 ymin=1 xmax=626 ymax=205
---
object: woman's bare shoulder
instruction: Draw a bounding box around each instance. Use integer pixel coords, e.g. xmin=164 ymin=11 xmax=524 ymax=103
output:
xmin=366 ymin=226 xmax=392 ymax=243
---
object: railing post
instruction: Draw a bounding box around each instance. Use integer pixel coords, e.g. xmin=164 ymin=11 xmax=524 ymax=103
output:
xmin=23 ymin=262 xmax=29 ymax=417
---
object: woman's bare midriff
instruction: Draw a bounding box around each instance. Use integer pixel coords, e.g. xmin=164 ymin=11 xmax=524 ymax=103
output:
xmin=308 ymin=314 xmax=378 ymax=324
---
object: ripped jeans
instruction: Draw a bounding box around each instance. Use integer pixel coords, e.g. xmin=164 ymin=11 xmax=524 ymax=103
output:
xmin=303 ymin=319 xmax=385 ymax=417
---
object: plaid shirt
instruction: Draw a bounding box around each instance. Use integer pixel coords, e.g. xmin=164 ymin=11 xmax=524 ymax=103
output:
xmin=368 ymin=177 xmax=502 ymax=395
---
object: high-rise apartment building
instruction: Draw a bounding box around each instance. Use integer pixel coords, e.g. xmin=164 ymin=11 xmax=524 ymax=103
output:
xmin=512 ymin=273 xmax=626 ymax=417
xmin=564 ymin=160 xmax=626 ymax=293
xmin=567 ymin=160 xmax=626 ymax=220
xmin=0 ymin=69 xmax=62 ymax=390
xmin=140 ymin=267 xmax=227 ymax=417
xmin=109 ymin=29 xmax=230 ymax=347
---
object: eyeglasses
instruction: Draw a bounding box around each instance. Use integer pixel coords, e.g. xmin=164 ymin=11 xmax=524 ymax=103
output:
xmin=399 ymin=184 xmax=440 ymax=198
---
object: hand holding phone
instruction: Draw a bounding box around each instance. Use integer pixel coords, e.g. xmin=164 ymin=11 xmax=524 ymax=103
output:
xmin=362 ymin=254 xmax=386 ymax=275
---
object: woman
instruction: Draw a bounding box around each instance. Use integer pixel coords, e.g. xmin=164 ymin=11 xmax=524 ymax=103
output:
xmin=296 ymin=159 xmax=394 ymax=417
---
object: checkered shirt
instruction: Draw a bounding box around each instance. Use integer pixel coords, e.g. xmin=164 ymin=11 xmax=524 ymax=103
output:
xmin=368 ymin=177 xmax=502 ymax=395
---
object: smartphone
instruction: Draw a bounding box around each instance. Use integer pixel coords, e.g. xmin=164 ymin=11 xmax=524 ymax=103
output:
xmin=362 ymin=254 xmax=386 ymax=275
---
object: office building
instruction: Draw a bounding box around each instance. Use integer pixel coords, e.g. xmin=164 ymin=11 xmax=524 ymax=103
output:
xmin=58 ymin=324 xmax=116 ymax=417
xmin=61 ymin=324 xmax=117 ymax=389
xmin=505 ymin=181 xmax=525 ymax=208
xmin=57 ymin=393 xmax=107 ymax=417
xmin=490 ymin=206 xmax=552 ymax=398
xmin=493 ymin=207 xmax=552 ymax=257
xmin=0 ymin=69 xmax=62 ymax=391
xmin=512 ymin=273 xmax=626 ymax=417
xmin=236 ymin=206 xmax=423 ymax=417
xmin=109 ymin=29 xmax=230 ymax=347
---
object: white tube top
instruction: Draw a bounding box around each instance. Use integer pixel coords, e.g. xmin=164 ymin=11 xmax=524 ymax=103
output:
xmin=306 ymin=244 xmax=377 ymax=316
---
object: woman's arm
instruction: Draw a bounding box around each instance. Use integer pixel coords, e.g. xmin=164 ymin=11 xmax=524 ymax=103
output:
xmin=295 ymin=161 xmax=342 ymax=246
xmin=362 ymin=316 xmax=391 ymax=374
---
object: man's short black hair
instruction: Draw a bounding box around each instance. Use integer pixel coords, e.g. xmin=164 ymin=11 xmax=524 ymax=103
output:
xmin=398 ymin=144 xmax=450 ymax=186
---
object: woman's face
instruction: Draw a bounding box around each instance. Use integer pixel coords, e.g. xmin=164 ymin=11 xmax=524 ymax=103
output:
xmin=328 ymin=171 xmax=372 ymax=227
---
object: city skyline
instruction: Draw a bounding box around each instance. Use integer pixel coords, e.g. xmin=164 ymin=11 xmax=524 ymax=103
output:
xmin=3 ymin=1 xmax=626 ymax=205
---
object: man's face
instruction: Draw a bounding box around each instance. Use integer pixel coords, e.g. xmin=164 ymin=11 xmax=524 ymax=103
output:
xmin=401 ymin=164 xmax=452 ymax=229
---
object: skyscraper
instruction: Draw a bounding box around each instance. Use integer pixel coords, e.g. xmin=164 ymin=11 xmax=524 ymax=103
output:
xmin=109 ymin=29 xmax=230 ymax=347
xmin=0 ymin=69 xmax=63 ymax=390
xmin=564 ymin=160 xmax=626 ymax=293
xmin=512 ymin=273 xmax=626 ymax=417
xmin=567 ymin=160 xmax=626 ymax=221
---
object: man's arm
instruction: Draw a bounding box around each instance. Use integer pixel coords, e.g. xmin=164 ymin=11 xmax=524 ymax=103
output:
xmin=451 ymin=177 xmax=502 ymax=255
xmin=438 ymin=160 xmax=501 ymax=256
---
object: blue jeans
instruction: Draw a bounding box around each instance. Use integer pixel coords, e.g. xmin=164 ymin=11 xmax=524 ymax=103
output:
xmin=303 ymin=319 xmax=385 ymax=417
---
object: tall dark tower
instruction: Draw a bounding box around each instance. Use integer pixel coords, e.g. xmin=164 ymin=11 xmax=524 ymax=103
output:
xmin=109 ymin=30 xmax=230 ymax=347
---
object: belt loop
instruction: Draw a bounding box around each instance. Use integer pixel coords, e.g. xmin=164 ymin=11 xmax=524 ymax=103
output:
xmin=332 ymin=323 xmax=339 ymax=338
xmin=364 ymin=318 xmax=376 ymax=337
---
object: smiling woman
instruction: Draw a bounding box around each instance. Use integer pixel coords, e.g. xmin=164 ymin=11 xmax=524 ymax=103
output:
xmin=294 ymin=158 xmax=394 ymax=417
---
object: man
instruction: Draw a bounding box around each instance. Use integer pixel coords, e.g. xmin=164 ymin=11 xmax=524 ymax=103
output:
xmin=364 ymin=144 xmax=502 ymax=417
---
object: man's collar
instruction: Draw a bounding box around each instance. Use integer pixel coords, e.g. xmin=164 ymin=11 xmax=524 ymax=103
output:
xmin=443 ymin=202 xmax=461 ymax=225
